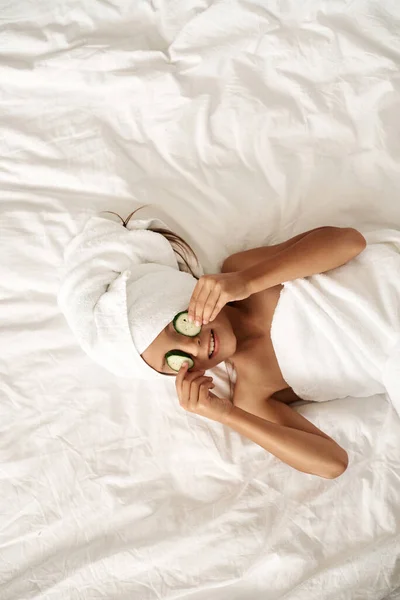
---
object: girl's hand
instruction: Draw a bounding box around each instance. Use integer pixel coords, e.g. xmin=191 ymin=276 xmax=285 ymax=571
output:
xmin=176 ymin=363 xmax=233 ymax=423
xmin=188 ymin=271 xmax=250 ymax=325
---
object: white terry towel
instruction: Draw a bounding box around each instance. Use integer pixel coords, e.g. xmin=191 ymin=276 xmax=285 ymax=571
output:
xmin=270 ymin=229 xmax=400 ymax=416
xmin=58 ymin=215 xmax=202 ymax=380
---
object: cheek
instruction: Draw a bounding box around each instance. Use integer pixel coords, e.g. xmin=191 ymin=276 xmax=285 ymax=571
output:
xmin=141 ymin=334 xmax=169 ymax=371
xmin=215 ymin=314 xmax=234 ymax=345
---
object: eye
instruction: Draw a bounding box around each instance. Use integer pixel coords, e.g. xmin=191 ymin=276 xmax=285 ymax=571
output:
xmin=173 ymin=311 xmax=202 ymax=337
xmin=165 ymin=351 xmax=194 ymax=372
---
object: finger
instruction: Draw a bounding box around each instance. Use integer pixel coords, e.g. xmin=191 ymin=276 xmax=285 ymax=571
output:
xmin=208 ymin=295 xmax=228 ymax=323
xmin=181 ymin=368 xmax=205 ymax=392
xmin=182 ymin=370 xmax=206 ymax=406
xmin=199 ymin=381 xmax=213 ymax=400
xmin=202 ymin=286 xmax=221 ymax=324
xmin=176 ymin=361 xmax=193 ymax=405
xmin=193 ymin=283 xmax=213 ymax=327
xmin=176 ymin=360 xmax=190 ymax=388
xmin=197 ymin=381 xmax=215 ymax=413
xmin=188 ymin=377 xmax=213 ymax=411
xmin=188 ymin=279 xmax=205 ymax=323
xmin=187 ymin=375 xmax=210 ymax=411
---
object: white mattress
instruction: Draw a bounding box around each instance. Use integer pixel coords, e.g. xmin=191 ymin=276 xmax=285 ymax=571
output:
xmin=1 ymin=1 xmax=400 ymax=598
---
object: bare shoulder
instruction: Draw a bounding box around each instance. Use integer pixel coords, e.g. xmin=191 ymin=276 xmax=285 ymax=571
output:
xmin=232 ymin=377 xmax=300 ymax=409
xmin=231 ymin=378 xmax=333 ymax=440
xmin=228 ymin=297 xmax=289 ymax=405
xmin=231 ymin=363 xmax=274 ymax=410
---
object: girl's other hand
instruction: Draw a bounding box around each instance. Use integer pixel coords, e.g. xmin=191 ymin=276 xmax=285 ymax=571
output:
xmin=175 ymin=362 xmax=233 ymax=423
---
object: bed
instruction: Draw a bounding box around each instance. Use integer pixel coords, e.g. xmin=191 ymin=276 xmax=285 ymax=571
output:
xmin=1 ymin=1 xmax=400 ymax=598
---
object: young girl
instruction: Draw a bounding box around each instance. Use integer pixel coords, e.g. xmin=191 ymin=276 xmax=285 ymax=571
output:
xmin=59 ymin=207 xmax=400 ymax=479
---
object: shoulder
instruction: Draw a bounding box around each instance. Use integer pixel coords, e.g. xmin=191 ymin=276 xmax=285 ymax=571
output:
xmin=231 ymin=359 xmax=274 ymax=408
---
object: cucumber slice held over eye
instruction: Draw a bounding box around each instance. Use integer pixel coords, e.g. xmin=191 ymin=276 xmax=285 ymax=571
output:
xmin=165 ymin=350 xmax=194 ymax=372
xmin=173 ymin=311 xmax=202 ymax=337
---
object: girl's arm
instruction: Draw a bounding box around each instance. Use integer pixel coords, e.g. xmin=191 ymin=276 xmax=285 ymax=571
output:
xmin=224 ymin=226 xmax=366 ymax=295
xmin=223 ymin=401 xmax=348 ymax=479
xmin=176 ymin=364 xmax=348 ymax=479
xmin=188 ymin=227 xmax=366 ymax=327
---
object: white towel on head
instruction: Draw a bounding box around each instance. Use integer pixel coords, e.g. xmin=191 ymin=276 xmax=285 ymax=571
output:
xmin=58 ymin=214 xmax=201 ymax=380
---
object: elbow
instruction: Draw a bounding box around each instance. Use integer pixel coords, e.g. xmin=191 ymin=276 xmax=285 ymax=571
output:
xmin=344 ymin=227 xmax=367 ymax=256
xmin=321 ymin=226 xmax=366 ymax=264
xmin=322 ymin=451 xmax=349 ymax=480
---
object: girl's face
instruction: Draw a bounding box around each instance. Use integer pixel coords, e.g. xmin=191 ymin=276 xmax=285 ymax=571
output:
xmin=141 ymin=307 xmax=237 ymax=375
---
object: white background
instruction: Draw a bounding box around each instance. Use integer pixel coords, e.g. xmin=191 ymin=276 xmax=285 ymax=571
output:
xmin=1 ymin=1 xmax=400 ymax=598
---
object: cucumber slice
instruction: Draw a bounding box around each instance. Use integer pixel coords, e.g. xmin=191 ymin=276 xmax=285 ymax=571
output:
xmin=165 ymin=350 xmax=194 ymax=372
xmin=173 ymin=311 xmax=202 ymax=337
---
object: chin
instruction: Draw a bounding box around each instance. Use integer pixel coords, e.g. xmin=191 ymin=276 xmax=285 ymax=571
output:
xmin=209 ymin=311 xmax=236 ymax=365
xmin=216 ymin=334 xmax=236 ymax=366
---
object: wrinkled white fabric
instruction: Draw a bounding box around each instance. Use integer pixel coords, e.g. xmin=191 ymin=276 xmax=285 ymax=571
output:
xmin=271 ymin=230 xmax=400 ymax=415
xmin=2 ymin=1 xmax=400 ymax=599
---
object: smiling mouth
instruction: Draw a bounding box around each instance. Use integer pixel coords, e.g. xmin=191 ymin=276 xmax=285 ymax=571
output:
xmin=208 ymin=330 xmax=215 ymax=358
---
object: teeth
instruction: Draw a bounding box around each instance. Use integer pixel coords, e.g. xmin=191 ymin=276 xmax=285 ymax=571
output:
xmin=209 ymin=331 xmax=215 ymax=357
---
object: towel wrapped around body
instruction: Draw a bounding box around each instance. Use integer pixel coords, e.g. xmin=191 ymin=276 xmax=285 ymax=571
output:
xmin=270 ymin=229 xmax=400 ymax=416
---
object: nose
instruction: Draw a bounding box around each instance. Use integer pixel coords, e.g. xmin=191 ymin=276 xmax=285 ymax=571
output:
xmin=179 ymin=333 xmax=204 ymax=358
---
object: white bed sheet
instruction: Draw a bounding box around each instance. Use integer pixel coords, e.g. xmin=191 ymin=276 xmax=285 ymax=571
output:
xmin=1 ymin=1 xmax=400 ymax=598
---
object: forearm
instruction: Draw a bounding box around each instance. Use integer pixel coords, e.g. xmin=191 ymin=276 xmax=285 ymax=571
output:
xmin=224 ymin=406 xmax=348 ymax=478
xmin=243 ymin=227 xmax=366 ymax=295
